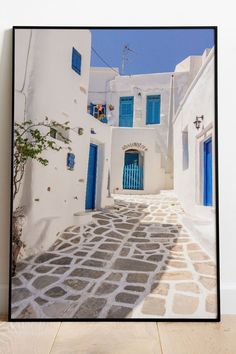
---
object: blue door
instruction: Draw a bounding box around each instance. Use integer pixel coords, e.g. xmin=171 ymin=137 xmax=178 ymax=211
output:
xmin=119 ymin=96 xmax=134 ymax=127
xmin=204 ymin=138 xmax=212 ymax=206
xmin=125 ymin=152 xmax=139 ymax=166
xmin=146 ymin=95 xmax=161 ymax=124
xmin=85 ymin=144 xmax=97 ymax=210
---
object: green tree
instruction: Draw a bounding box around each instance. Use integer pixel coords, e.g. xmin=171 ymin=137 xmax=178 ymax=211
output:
xmin=13 ymin=117 xmax=71 ymax=200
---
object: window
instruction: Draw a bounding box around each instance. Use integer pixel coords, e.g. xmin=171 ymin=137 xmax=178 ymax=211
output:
xmin=182 ymin=128 xmax=189 ymax=170
xmin=50 ymin=127 xmax=57 ymax=139
xmin=72 ymin=47 xmax=81 ymax=75
xmin=49 ymin=121 xmax=69 ymax=142
xmin=146 ymin=95 xmax=161 ymax=124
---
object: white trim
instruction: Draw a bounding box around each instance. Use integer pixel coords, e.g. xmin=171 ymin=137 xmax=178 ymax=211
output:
xmin=221 ymin=283 xmax=236 ymax=314
xmin=173 ymin=47 xmax=215 ymax=124
xmin=195 ymin=125 xmax=214 ymax=206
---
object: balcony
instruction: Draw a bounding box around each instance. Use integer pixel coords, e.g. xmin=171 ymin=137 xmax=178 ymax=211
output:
xmin=87 ymin=103 xmax=108 ymax=124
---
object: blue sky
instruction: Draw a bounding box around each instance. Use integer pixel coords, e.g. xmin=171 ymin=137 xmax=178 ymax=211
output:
xmin=90 ymin=29 xmax=214 ymax=75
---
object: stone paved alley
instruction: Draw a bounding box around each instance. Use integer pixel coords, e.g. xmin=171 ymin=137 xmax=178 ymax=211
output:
xmin=11 ymin=191 xmax=217 ymax=319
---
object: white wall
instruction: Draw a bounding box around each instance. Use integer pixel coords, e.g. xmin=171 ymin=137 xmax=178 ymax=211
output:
xmin=173 ymin=50 xmax=216 ymax=258
xmin=173 ymin=49 xmax=215 ymax=219
xmin=88 ymin=67 xmax=119 ymax=106
xmin=110 ymin=127 xmax=166 ymax=194
xmin=89 ymin=70 xmax=190 ymax=179
xmin=13 ymin=29 xmax=113 ymax=257
xmin=0 ymin=0 xmax=236 ymax=315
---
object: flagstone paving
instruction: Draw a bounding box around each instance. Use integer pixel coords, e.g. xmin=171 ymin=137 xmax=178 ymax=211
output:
xmin=11 ymin=191 xmax=217 ymax=319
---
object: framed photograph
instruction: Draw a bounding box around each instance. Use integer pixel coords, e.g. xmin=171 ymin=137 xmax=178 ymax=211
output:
xmin=9 ymin=26 xmax=220 ymax=321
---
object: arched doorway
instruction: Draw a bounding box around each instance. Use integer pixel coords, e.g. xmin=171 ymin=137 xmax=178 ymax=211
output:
xmin=123 ymin=149 xmax=144 ymax=190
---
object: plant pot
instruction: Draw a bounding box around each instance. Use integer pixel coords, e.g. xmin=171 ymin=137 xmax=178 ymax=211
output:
xmin=12 ymin=207 xmax=26 ymax=276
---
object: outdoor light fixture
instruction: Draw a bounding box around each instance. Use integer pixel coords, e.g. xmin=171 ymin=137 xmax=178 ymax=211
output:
xmin=193 ymin=115 xmax=204 ymax=130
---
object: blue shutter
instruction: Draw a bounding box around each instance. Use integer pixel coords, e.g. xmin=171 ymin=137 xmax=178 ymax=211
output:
xmin=102 ymin=104 xmax=106 ymax=116
xmin=72 ymin=47 xmax=81 ymax=75
xmin=90 ymin=103 xmax=94 ymax=115
xmin=119 ymin=97 xmax=134 ymax=127
xmin=146 ymin=95 xmax=160 ymax=124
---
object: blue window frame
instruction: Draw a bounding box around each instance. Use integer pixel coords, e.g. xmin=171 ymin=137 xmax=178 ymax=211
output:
xmin=146 ymin=95 xmax=161 ymax=124
xmin=72 ymin=47 xmax=81 ymax=75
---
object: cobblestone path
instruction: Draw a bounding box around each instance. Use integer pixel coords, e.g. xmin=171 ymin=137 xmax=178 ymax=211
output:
xmin=11 ymin=191 xmax=217 ymax=319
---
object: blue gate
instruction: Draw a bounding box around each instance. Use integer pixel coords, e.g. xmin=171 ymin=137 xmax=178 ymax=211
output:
xmin=123 ymin=164 xmax=143 ymax=190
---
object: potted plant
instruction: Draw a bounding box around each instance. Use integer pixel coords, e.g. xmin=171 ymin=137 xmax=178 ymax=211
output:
xmin=108 ymin=104 xmax=114 ymax=111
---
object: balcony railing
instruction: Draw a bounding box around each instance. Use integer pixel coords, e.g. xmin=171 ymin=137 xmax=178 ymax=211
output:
xmin=88 ymin=103 xmax=108 ymax=124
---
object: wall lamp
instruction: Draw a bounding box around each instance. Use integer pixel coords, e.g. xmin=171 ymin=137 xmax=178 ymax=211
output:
xmin=193 ymin=115 xmax=204 ymax=130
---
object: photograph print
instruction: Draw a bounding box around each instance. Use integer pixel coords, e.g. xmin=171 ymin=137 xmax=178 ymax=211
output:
xmin=10 ymin=27 xmax=219 ymax=320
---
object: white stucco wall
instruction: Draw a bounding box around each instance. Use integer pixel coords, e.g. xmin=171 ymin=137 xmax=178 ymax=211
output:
xmin=110 ymin=127 xmax=168 ymax=194
xmin=14 ymin=29 xmax=113 ymax=257
xmin=88 ymin=67 xmax=202 ymax=166
xmin=88 ymin=67 xmax=119 ymax=106
xmin=173 ymin=49 xmax=215 ymax=220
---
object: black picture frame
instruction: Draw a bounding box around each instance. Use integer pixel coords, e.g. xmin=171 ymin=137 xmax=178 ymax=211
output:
xmin=9 ymin=26 xmax=220 ymax=322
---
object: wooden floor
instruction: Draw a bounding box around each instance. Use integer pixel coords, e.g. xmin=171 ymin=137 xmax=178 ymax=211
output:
xmin=0 ymin=316 xmax=235 ymax=353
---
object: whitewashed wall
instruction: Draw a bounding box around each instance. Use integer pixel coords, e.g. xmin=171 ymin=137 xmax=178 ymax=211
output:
xmin=14 ymin=29 xmax=113 ymax=257
xmin=173 ymin=49 xmax=215 ymax=218
xmin=173 ymin=49 xmax=215 ymax=256
xmin=110 ymin=127 xmax=167 ymax=194
xmin=89 ymin=67 xmax=198 ymax=172
xmin=88 ymin=67 xmax=119 ymax=106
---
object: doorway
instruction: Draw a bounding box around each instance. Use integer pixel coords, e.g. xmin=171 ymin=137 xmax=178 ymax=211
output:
xmin=123 ymin=149 xmax=143 ymax=190
xmin=203 ymin=137 xmax=212 ymax=206
xmin=85 ymin=143 xmax=98 ymax=210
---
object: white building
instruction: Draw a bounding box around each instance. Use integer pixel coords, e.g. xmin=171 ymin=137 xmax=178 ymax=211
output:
xmin=14 ymin=28 xmax=215 ymax=257
xmin=88 ymin=49 xmax=215 ymax=253
xmin=173 ymin=48 xmax=215 ymax=256
xmin=88 ymin=57 xmax=208 ymax=195
xmin=14 ymin=29 xmax=113 ymax=255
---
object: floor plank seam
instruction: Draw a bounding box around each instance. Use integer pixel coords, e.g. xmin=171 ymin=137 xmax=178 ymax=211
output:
xmin=156 ymin=322 xmax=164 ymax=354
xmin=48 ymin=322 xmax=62 ymax=354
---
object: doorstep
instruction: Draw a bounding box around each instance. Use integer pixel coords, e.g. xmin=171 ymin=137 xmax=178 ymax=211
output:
xmin=73 ymin=211 xmax=94 ymax=225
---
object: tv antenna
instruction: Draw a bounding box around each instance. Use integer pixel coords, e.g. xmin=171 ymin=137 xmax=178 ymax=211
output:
xmin=121 ymin=44 xmax=136 ymax=75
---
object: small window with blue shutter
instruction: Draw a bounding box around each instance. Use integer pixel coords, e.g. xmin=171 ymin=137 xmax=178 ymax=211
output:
xmin=72 ymin=47 xmax=81 ymax=75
